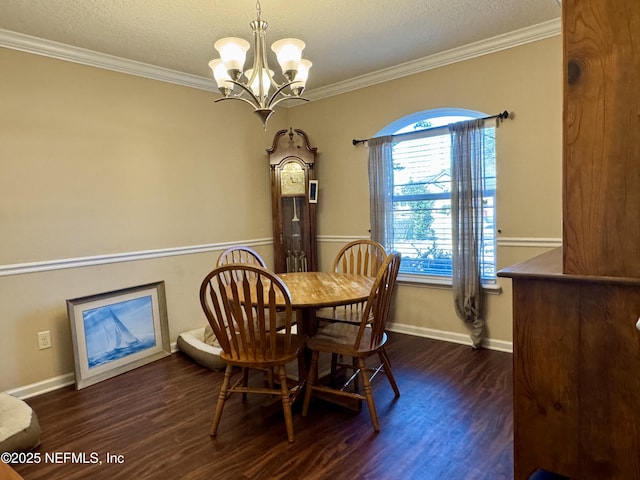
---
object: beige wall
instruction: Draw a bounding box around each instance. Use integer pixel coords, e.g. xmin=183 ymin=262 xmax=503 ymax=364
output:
xmin=0 ymin=35 xmax=562 ymax=393
xmin=288 ymin=36 xmax=563 ymax=346
xmin=0 ymin=48 xmax=285 ymax=392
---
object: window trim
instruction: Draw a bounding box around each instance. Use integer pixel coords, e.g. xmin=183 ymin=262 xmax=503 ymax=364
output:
xmin=397 ymin=273 xmax=502 ymax=294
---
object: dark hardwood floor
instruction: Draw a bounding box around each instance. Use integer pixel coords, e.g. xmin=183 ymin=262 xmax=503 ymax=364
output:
xmin=12 ymin=333 xmax=513 ymax=480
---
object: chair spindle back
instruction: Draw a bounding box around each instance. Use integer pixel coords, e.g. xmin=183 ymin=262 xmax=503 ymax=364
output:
xmin=200 ymin=264 xmax=294 ymax=363
xmin=333 ymin=240 xmax=387 ymax=277
xmin=356 ymin=252 xmax=401 ymax=350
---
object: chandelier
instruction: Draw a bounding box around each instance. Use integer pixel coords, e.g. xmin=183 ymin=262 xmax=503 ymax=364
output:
xmin=209 ymin=1 xmax=312 ymax=128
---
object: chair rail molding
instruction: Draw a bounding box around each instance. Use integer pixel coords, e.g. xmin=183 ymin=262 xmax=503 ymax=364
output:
xmin=0 ymin=238 xmax=272 ymax=277
xmin=0 ymin=236 xmax=558 ymax=277
xmin=496 ymin=236 xmax=561 ymax=248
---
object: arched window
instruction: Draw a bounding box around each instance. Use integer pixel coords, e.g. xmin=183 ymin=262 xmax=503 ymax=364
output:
xmin=374 ymin=108 xmax=496 ymax=282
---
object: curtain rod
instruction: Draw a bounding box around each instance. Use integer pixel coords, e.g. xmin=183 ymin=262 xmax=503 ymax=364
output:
xmin=352 ymin=110 xmax=512 ymax=146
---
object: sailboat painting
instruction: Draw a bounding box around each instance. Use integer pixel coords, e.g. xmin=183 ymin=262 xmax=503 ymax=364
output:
xmin=83 ymin=296 xmax=156 ymax=369
xmin=67 ymin=281 xmax=170 ymax=389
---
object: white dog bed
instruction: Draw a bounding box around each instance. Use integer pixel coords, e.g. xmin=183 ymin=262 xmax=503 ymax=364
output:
xmin=177 ymin=325 xmax=328 ymax=380
xmin=0 ymin=393 xmax=41 ymax=453
xmin=176 ymin=326 xmax=226 ymax=371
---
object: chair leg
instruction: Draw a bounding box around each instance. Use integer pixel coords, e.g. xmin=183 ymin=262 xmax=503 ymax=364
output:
xmin=357 ymin=356 xmax=380 ymax=432
xmin=330 ymin=353 xmax=338 ymax=382
xmin=379 ymin=348 xmax=400 ymax=397
xmin=210 ymin=364 xmax=233 ymax=437
xmin=352 ymin=357 xmax=360 ymax=391
xmin=297 ymin=352 xmax=307 ymax=388
xmin=278 ymin=365 xmax=295 ymax=443
xmin=267 ymin=367 xmax=274 ymax=389
xmin=302 ymin=350 xmax=319 ymax=417
xmin=241 ymin=367 xmax=249 ymax=401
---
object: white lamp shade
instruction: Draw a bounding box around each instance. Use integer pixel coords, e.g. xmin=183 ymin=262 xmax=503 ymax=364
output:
xmin=245 ymin=68 xmax=274 ymax=98
xmin=214 ymin=37 xmax=250 ymax=72
xmin=292 ymin=59 xmax=312 ymax=88
xmin=271 ymin=38 xmax=305 ymax=73
xmin=209 ymin=59 xmax=234 ymax=90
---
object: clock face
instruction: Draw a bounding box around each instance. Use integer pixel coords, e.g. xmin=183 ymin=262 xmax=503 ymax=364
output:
xmin=280 ymin=161 xmax=306 ymax=196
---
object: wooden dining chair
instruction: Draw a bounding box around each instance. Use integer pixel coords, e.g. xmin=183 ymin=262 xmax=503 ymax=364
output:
xmin=199 ymin=264 xmax=306 ymax=443
xmin=315 ymin=239 xmax=388 ymax=378
xmin=214 ymin=245 xmax=277 ymax=389
xmin=316 ymin=239 xmax=387 ymax=324
xmin=302 ymin=253 xmax=401 ymax=432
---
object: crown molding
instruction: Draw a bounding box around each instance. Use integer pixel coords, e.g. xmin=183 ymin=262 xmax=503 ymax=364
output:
xmin=0 ymin=17 xmax=560 ymax=103
xmin=0 ymin=28 xmax=218 ymax=92
xmin=303 ymin=18 xmax=561 ymax=101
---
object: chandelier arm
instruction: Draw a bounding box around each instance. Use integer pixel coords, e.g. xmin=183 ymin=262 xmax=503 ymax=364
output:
xmin=265 ymin=80 xmax=303 ymax=108
xmin=224 ymin=79 xmax=266 ymax=108
xmin=214 ymin=95 xmax=262 ymax=110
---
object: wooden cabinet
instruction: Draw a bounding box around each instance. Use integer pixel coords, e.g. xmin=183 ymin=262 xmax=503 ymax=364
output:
xmin=499 ymin=0 xmax=640 ymax=478
xmin=500 ymin=249 xmax=640 ymax=479
xmin=267 ymin=128 xmax=318 ymax=273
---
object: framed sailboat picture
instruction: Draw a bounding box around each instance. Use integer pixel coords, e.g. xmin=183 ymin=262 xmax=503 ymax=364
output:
xmin=67 ymin=281 xmax=170 ymax=389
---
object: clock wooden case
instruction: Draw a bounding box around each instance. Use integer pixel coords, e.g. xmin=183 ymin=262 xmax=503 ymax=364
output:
xmin=267 ymin=128 xmax=318 ymax=273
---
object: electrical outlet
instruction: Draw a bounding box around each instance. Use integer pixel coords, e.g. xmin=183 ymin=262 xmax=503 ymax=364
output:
xmin=37 ymin=330 xmax=51 ymax=350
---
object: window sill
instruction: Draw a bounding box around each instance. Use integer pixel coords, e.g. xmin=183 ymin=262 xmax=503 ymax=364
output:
xmin=397 ymin=273 xmax=503 ymax=294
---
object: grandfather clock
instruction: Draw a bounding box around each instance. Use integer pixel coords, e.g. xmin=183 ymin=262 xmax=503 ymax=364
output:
xmin=267 ymin=128 xmax=318 ymax=273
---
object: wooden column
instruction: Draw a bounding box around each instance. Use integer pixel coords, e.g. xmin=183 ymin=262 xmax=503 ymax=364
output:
xmin=562 ymin=0 xmax=640 ymax=276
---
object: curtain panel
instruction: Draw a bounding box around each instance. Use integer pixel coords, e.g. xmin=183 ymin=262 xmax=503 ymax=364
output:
xmin=449 ymin=119 xmax=486 ymax=347
xmin=368 ymin=136 xmax=394 ymax=248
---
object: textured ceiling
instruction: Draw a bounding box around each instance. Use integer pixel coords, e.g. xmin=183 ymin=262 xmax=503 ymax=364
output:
xmin=0 ymin=0 xmax=561 ymax=92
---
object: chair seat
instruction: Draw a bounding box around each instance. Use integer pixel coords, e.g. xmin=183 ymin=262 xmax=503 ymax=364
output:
xmin=307 ymin=323 xmax=387 ymax=356
xmin=220 ymin=334 xmax=306 ymax=367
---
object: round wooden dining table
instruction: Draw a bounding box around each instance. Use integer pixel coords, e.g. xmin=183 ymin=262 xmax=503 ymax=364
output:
xmin=277 ymin=271 xmax=374 ymax=336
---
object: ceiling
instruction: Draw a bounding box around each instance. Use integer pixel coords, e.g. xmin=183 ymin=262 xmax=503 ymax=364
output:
xmin=0 ymin=0 xmax=561 ymax=95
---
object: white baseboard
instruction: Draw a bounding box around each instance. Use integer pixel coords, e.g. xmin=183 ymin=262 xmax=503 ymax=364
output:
xmin=387 ymin=322 xmax=513 ymax=353
xmin=6 ymin=373 xmax=76 ymax=400
xmin=5 ymin=332 xmax=510 ymax=400
xmin=6 ymin=342 xmax=181 ymax=400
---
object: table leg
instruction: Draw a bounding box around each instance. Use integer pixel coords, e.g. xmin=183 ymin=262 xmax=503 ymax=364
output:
xmin=297 ymin=307 xmax=317 ymax=336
